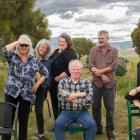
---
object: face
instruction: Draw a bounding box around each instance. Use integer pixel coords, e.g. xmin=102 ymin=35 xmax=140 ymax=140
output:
xmin=98 ymin=35 xmax=109 ymax=47
xmin=18 ymin=44 xmax=29 ymax=55
xmin=69 ymin=64 xmax=82 ymax=80
xmin=38 ymin=44 xmax=48 ymax=57
xmin=58 ymin=37 xmax=68 ymax=51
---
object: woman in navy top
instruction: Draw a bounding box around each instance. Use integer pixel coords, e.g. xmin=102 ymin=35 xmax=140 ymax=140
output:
xmin=35 ymin=39 xmax=51 ymax=140
xmin=2 ymin=34 xmax=48 ymax=140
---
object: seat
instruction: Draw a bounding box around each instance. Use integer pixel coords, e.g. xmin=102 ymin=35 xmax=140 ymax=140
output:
xmin=0 ymin=102 xmax=18 ymax=140
xmin=58 ymin=108 xmax=86 ymax=140
xmin=65 ymin=121 xmax=86 ymax=140
xmin=127 ymin=100 xmax=140 ymax=140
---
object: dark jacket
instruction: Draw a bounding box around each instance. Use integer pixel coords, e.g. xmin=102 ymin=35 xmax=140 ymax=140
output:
xmin=125 ymin=92 xmax=140 ymax=100
xmin=48 ymin=47 xmax=77 ymax=85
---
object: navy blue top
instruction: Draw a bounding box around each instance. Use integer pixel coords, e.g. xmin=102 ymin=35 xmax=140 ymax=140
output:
xmin=3 ymin=48 xmax=49 ymax=103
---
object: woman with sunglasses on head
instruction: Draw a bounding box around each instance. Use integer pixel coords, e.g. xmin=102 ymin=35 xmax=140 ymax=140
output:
xmin=2 ymin=34 xmax=49 ymax=140
xmin=34 ymin=39 xmax=51 ymax=140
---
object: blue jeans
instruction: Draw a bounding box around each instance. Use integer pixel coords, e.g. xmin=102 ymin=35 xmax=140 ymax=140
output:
xmin=55 ymin=110 xmax=96 ymax=140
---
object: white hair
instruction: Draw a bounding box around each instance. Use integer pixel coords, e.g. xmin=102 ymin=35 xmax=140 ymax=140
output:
xmin=98 ymin=30 xmax=109 ymax=38
xmin=15 ymin=34 xmax=33 ymax=56
xmin=35 ymin=39 xmax=51 ymax=60
xmin=68 ymin=59 xmax=83 ymax=70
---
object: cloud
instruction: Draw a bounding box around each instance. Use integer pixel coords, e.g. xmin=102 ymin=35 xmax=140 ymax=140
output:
xmin=36 ymin=0 xmax=140 ymax=42
xmin=59 ymin=11 xmax=74 ymax=19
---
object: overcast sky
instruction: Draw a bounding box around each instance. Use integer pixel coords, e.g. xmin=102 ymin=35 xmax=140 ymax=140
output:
xmin=36 ymin=0 xmax=140 ymax=42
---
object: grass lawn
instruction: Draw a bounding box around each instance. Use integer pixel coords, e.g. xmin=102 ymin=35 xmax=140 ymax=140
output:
xmin=0 ymin=55 xmax=140 ymax=140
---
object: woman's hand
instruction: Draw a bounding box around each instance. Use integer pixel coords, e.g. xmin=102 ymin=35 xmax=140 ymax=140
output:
xmin=32 ymin=82 xmax=40 ymax=93
xmin=129 ymin=88 xmax=138 ymax=96
xmin=55 ymin=72 xmax=67 ymax=82
xmin=5 ymin=41 xmax=19 ymax=52
xmin=133 ymin=100 xmax=140 ymax=108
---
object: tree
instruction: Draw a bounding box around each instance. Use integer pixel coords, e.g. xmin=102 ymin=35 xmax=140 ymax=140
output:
xmin=72 ymin=37 xmax=95 ymax=58
xmin=116 ymin=57 xmax=129 ymax=77
xmin=131 ymin=19 xmax=140 ymax=56
xmin=0 ymin=0 xmax=51 ymax=61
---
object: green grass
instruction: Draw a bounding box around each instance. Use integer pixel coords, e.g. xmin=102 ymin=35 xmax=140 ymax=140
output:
xmin=0 ymin=54 xmax=140 ymax=140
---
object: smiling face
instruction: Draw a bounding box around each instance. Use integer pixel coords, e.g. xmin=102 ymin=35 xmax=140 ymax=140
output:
xmin=69 ymin=63 xmax=82 ymax=80
xmin=38 ymin=44 xmax=49 ymax=57
xmin=98 ymin=34 xmax=109 ymax=47
xmin=58 ymin=37 xmax=68 ymax=52
xmin=18 ymin=44 xmax=29 ymax=55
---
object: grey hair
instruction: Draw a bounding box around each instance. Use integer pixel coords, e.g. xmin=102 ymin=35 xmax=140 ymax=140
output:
xmin=15 ymin=34 xmax=33 ymax=56
xmin=35 ymin=39 xmax=51 ymax=60
xmin=68 ymin=59 xmax=83 ymax=71
xmin=59 ymin=33 xmax=73 ymax=48
xmin=98 ymin=30 xmax=109 ymax=38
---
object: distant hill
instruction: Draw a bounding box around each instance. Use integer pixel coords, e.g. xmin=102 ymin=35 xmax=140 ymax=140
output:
xmin=110 ymin=41 xmax=133 ymax=50
xmin=50 ymin=37 xmax=58 ymax=49
xmin=50 ymin=37 xmax=139 ymax=58
xmin=50 ymin=37 xmax=133 ymax=50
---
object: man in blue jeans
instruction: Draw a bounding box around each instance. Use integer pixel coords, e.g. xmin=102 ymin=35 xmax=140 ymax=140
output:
xmin=55 ymin=60 xmax=96 ymax=140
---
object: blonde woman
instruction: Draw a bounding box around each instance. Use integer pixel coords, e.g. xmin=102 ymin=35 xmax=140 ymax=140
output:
xmin=35 ymin=39 xmax=51 ymax=140
xmin=2 ymin=34 xmax=48 ymax=140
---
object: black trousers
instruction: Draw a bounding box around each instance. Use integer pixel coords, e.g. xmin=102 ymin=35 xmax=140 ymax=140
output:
xmin=49 ymin=82 xmax=58 ymax=120
xmin=35 ymin=86 xmax=47 ymax=134
xmin=92 ymin=84 xmax=116 ymax=131
xmin=2 ymin=94 xmax=31 ymax=140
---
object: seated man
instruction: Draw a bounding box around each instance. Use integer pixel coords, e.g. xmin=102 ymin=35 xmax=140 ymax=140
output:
xmin=55 ymin=60 xmax=96 ymax=140
xmin=125 ymin=86 xmax=140 ymax=107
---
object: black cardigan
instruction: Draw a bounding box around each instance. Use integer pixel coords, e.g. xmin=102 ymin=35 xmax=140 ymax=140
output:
xmin=48 ymin=47 xmax=77 ymax=83
xmin=125 ymin=92 xmax=140 ymax=100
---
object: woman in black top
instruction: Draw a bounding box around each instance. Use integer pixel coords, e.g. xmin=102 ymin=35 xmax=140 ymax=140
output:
xmin=48 ymin=33 xmax=77 ymax=120
xmin=125 ymin=86 xmax=140 ymax=107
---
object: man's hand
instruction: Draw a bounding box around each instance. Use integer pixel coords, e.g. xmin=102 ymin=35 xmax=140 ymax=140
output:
xmin=101 ymin=74 xmax=110 ymax=83
xmin=68 ymin=92 xmax=86 ymax=101
xmin=94 ymin=69 xmax=104 ymax=77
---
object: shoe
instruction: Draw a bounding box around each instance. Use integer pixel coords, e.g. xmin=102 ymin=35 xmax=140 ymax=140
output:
xmin=106 ymin=130 xmax=115 ymax=140
xmin=48 ymin=127 xmax=54 ymax=132
xmin=96 ymin=130 xmax=103 ymax=135
xmin=38 ymin=135 xmax=48 ymax=140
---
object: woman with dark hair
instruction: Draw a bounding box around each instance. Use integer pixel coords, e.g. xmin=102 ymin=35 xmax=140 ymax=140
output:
xmin=2 ymin=34 xmax=49 ymax=140
xmin=35 ymin=39 xmax=51 ymax=140
xmin=48 ymin=33 xmax=77 ymax=121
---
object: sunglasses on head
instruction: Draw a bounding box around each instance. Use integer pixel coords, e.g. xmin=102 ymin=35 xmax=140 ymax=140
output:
xmin=20 ymin=44 xmax=29 ymax=48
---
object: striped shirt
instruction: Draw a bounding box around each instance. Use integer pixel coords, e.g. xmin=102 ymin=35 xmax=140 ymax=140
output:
xmin=58 ymin=77 xmax=93 ymax=111
xmin=89 ymin=45 xmax=118 ymax=88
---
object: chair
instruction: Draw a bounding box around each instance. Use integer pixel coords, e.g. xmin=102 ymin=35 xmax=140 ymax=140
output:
xmin=0 ymin=102 xmax=18 ymax=140
xmin=65 ymin=121 xmax=86 ymax=140
xmin=58 ymin=108 xmax=86 ymax=140
xmin=127 ymin=100 xmax=140 ymax=140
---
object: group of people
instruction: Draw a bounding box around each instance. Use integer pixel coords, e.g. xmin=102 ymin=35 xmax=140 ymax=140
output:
xmin=2 ymin=30 xmax=122 ymax=140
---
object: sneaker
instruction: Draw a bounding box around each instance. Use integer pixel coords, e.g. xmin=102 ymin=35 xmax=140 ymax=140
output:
xmin=38 ymin=135 xmax=48 ymax=140
xmin=106 ymin=130 xmax=115 ymax=140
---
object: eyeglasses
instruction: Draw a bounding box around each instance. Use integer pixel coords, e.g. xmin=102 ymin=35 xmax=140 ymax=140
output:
xmin=20 ymin=44 xmax=29 ymax=48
